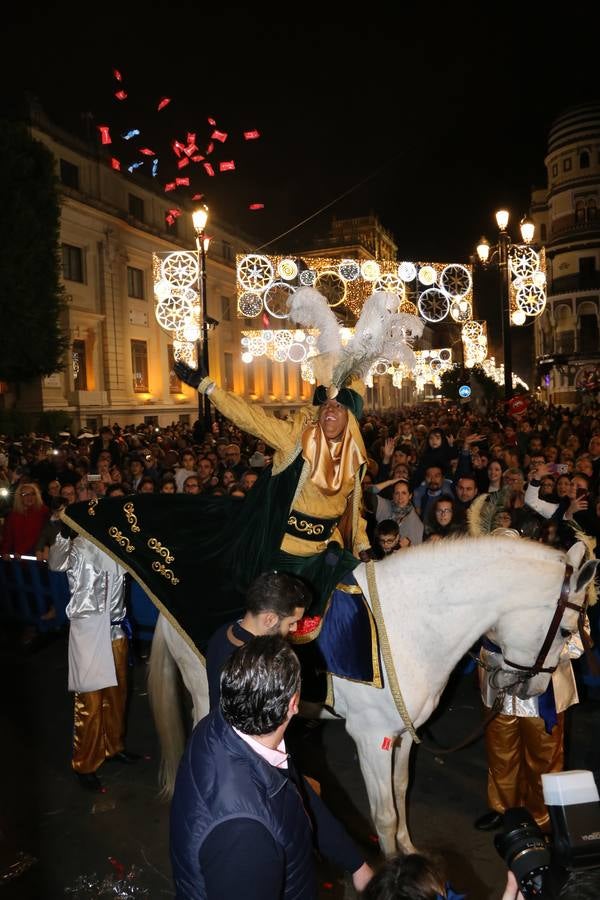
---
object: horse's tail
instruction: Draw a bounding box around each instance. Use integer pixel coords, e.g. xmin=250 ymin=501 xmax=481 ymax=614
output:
xmin=148 ymin=618 xmax=185 ymax=801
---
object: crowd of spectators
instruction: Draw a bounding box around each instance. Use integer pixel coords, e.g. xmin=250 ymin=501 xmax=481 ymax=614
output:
xmin=2 ymin=397 xmax=600 ymax=562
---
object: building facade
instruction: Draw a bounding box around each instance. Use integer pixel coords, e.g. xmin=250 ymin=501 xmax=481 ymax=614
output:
xmin=531 ymin=101 xmax=600 ymax=405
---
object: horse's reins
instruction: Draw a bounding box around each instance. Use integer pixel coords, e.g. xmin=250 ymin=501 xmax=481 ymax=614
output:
xmin=366 ymin=560 xmax=594 ymax=756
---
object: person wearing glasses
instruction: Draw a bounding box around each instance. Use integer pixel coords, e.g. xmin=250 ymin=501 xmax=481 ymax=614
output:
xmin=1 ymin=481 xmax=49 ymax=560
xmin=423 ymin=497 xmax=465 ymax=542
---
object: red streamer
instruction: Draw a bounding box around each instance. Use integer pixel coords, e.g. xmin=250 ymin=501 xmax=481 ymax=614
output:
xmin=157 ymin=97 xmax=171 ymax=111
xmin=98 ymin=125 xmax=112 ymax=145
xmin=203 ymin=162 xmax=215 ymax=177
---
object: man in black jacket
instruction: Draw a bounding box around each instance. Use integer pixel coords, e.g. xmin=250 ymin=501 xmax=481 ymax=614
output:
xmin=170 ymin=636 xmax=373 ymax=899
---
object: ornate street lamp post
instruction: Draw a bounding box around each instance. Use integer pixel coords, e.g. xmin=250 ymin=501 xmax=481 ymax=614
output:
xmin=192 ymin=205 xmax=212 ymax=432
xmin=476 ymin=210 xmax=541 ymax=399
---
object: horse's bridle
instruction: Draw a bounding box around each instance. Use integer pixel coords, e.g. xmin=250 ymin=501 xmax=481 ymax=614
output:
xmin=501 ymin=563 xmax=589 ymax=680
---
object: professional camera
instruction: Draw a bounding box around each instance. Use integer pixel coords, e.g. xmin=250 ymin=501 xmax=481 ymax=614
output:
xmin=494 ymin=771 xmax=600 ymax=899
xmin=495 ymin=808 xmax=550 ymax=898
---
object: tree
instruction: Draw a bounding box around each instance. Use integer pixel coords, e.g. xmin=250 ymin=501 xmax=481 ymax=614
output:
xmin=440 ymin=363 xmax=503 ymax=410
xmin=0 ymin=119 xmax=68 ymax=383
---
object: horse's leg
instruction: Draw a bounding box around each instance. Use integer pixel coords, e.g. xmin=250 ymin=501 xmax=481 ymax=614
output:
xmin=344 ymin=718 xmax=399 ymax=857
xmin=147 ymin=617 xmax=186 ymax=800
xmin=392 ymin=734 xmax=416 ymax=853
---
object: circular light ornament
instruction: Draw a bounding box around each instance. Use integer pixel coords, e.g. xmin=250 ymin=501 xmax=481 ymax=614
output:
xmin=440 ymin=264 xmax=472 ymax=299
xmin=181 ymin=319 xmax=201 ymax=342
xmin=154 ymin=278 xmax=172 ymax=301
xmin=450 ymin=300 xmax=472 ymax=323
xmin=278 ymin=258 xmax=298 ymax=280
xmin=173 ymin=340 xmax=195 ymax=366
xmin=398 ymin=261 xmax=417 ymax=281
xmin=241 ymin=351 xmax=253 ymax=364
xmin=288 ymin=342 xmax=308 ymax=363
xmin=293 ymin=329 xmax=306 ymax=342
xmin=516 ymin=283 xmax=546 ymax=316
xmin=306 ymin=334 xmax=317 ymax=345
xmin=512 ymin=309 xmax=527 ymax=326
xmin=361 ymin=260 xmax=381 ymax=282
xmin=237 ymin=254 xmax=274 ymax=292
xmin=248 ymin=337 xmax=267 ymax=356
xmin=509 ymin=246 xmax=539 ymax=279
xmin=161 ymin=251 xmax=199 ymax=288
xmin=273 ymin=329 xmax=293 ymax=347
xmin=418 ymin=265 xmax=437 ymax=286
xmin=155 ymin=292 xmax=196 ymax=332
xmin=238 ymin=291 xmax=263 ymax=317
xmin=373 ymin=360 xmax=389 ymax=376
xmin=462 ymin=320 xmax=483 ymax=339
xmin=264 ymin=282 xmax=295 ymax=319
xmin=338 ymin=259 xmax=360 ymax=281
xmin=314 ymin=271 xmax=347 ymax=307
xmin=438 ymin=348 xmax=452 ymax=362
xmin=533 ymin=271 xmax=547 ymax=288
xmin=430 ymin=357 xmax=442 ymax=372
xmin=374 ymin=273 xmax=405 ymax=300
xmin=274 ymin=347 xmax=288 ymax=362
xmin=241 ymin=336 xmax=250 ymax=346
xmin=418 ymin=288 xmax=450 ymax=322
xmin=299 ymin=268 xmax=316 ymax=286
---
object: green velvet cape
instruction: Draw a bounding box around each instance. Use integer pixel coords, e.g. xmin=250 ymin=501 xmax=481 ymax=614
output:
xmin=63 ymin=456 xmax=358 ymax=652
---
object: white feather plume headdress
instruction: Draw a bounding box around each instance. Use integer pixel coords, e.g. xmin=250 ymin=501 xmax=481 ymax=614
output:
xmin=287 ymin=286 xmax=423 ymax=397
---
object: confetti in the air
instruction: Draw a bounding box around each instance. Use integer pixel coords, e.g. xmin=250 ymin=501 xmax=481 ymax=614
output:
xmin=164 ymin=182 xmax=177 ymax=192
xmin=110 ymin=158 xmax=121 ymax=171
xmin=191 ymin=154 xmax=204 ymax=163
xmin=98 ymin=125 xmax=112 ymax=145
xmin=205 ymin=142 xmax=214 ymax=155
xmin=207 ymin=117 xmax=216 ymax=125
xmin=139 ymin=147 xmax=155 ymax=156
xmin=151 ymin=159 xmax=159 ymax=177
xmin=244 ymin=129 xmax=260 ymax=140
xmin=127 ymin=161 xmax=144 ymax=174
xmin=203 ymin=162 xmax=215 ymax=177
xmin=219 ymin=160 xmax=235 ymax=172
xmin=115 ymin=90 xmax=128 ymax=101
xmin=249 ymin=203 xmax=265 ymax=210
xmin=211 ymin=129 xmax=228 ymax=143
xmin=157 ymin=97 xmax=171 ymax=111
xmin=122 ymin=129 xmax=140 ymax=141
xmin=177 ymin=157 xmax=190 ymax=170
xmin=113 ymin=69 xmax=123 ymax=82
xmin=175 ymin=176 xmax=190 ymax=186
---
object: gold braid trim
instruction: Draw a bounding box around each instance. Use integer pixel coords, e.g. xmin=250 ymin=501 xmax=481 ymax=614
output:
xmin=61 ymin=511 xmax=205 ymax=664
xmin=273 ymin=442 xmax=302 ymax=478
xmin=288 ymin=456 xmax=311 ymax=509
xmin=365 ymin=560 xmax=420 ymax=742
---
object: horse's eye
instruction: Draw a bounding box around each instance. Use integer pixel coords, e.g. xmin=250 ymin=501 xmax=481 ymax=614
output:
xmin=560 ymin=627 xmax=571 ymax=639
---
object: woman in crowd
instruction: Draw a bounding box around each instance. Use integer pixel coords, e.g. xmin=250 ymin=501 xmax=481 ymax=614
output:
xmin=486 ymin=459 xmax=504 ymax=493
xmin=1 ymin=481 xmax=50 ymax=559
xmin=424 ymin=496 xmax=464 ymax=542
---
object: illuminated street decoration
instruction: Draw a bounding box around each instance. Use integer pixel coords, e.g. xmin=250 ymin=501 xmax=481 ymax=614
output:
xmin=509 ymin=246 xmax=547 ymax=322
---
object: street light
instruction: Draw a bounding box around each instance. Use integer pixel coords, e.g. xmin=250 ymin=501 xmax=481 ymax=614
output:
xmin=192 ymin=205 xmax=212 ymax=433
xmin=475 ymin=210 xmax=543 ymax=399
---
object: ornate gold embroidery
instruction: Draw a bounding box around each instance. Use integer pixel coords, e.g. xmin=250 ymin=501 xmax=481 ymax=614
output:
xmin=152 ymin=560 xmax=179 ymax=585
xmin=87 ymin=498 xmax=98 ymax=517
xmin=148 ymin=537 xmax=174 ymax=564
xmin=287 ymin=515 xmax=325 ymax=537
xmin=123 ymin=502 xmax=141 ymax=533
xmin=109 ymin=526 xmax=135 ymax=553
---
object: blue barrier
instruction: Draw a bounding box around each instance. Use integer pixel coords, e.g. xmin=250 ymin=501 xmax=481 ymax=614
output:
xmin=0 ymin=557 xmax=158 ymax=638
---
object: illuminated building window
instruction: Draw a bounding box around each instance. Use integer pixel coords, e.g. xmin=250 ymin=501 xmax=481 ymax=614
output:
xmin=127 ymin=266 xmax=145 ymax=299
xmin=62 ymin=244 xmax=84 ymax=283
xmin=131 ymin=340 xmax=149 ymax=393
xmin=72 ymin=340 xmax=87 ymax=390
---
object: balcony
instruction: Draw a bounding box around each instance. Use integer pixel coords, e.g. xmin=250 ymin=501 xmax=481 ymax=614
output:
xmin=549 ymin=273 xmax=600 ymax=295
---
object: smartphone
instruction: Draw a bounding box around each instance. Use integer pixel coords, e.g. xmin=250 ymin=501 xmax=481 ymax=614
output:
xmin=87 ymin=473 xmax=102 ymax=482
xmin=576 ymin=487 xmax=589 ymax=499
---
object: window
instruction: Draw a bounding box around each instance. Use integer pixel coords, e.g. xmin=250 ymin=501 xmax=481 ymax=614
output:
xmin=576 ymin=200 xmax=586 ymax=224
xmin=62 ymin=244 xmax=84 ymax=282
xmin=244 ymin=361 xmax=255 ymax=395
xmin=128 ymin=194 xmax=144 ymax=222
xmin=580 ymin=151 xmax=590 ymax=169
xmin=552 ymin=163 xmax=558 ymax=177
xmin=587 ymin=200 xmax=598 ymax=222
xmin=85 ymin=418 xmax=98 ymax=434
xmin=579 ymin=257 xmax=596 ymax=276
xmin=222 ymin=241 xmax=233 ymax=262
xmin=556 ymin=330 xmax=574 ymax=354
xmin=178 ymin=413 xmax=190 ymax=425
xmin=60 ymin=159 xmax=79 ymax=190
xmin=127 ymin=266 xmax=145 ymax=299
xmin=563 ymin=158 xmax=572 ymax=172
xmin=131 ymin=340 xmax=149 ymax=392
xmin=72 ymin=340 xmax=87 ymax=391
xmin=220 ymin=295 xmax=232 ymax=321
xmin=168 ymin=346 xmax=181 ymax=392
xmin=224 ymin=352 xmax=234 ymax=391
xmin=580 ymin=314 xmax=599 ymax=354
xmin=144 ymin=415 xmax=158 ymax=426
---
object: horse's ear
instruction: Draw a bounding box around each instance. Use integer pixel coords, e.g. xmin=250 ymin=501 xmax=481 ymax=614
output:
xmin=566 ymin=541 xmax=586 ymax=569
xmin=575 ymin=559 xmax=600 ymax=596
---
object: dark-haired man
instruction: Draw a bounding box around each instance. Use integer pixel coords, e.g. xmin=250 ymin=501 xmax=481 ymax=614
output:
xmin=205 ymin=571 xmax=309 ymax=709
xmin=171 ymin=636 xmax=373 ymax=899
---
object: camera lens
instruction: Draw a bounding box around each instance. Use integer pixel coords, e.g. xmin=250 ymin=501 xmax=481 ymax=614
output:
xmin=495 ymin=808 xmax=550 ymax=898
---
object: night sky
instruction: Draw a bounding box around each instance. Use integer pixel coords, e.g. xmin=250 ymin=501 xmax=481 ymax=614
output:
xmin=4 ymin=9 xmax=598 ymax=381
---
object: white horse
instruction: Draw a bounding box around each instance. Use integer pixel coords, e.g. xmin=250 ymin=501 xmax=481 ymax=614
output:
xmin=147 ymin=536 xmax=597 ymax=854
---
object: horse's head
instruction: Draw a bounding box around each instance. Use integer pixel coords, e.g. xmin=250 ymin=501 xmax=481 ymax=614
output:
xmin=490 ymin=543 xmax=599 ymax=699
